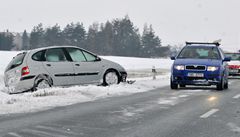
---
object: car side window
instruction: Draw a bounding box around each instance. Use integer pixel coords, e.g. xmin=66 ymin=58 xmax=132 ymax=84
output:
xmin=45 ymin=48 xmax=67 ymax=62
xmin=66 ymin=48 xmax=87 ymax=62
xmin=82 ymin=51 xmax=97 ymax=62
xmin=32 ymin=50 xmax=45 ymax=61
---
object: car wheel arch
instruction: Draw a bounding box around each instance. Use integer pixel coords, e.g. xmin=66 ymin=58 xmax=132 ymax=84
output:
xmin=34 ymin=74 xmax=53 ymax=87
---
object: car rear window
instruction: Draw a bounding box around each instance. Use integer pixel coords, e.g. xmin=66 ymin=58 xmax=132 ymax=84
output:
xmin=5 ymin=52 xmax=26 ymax=72
xmin=225 ymin=53 xmax=240 ymax=60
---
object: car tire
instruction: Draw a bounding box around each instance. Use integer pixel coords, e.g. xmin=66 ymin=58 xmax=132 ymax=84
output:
xmin=224 ymin=79 xmax=228 ymax=89
xmin=102 ymin=70 xmax=120 ymax=86
xmin=216 ymin=78 xmax=224 ymax=91
xmin=32 ymin=75 xmax=52 ymax=91
xmin=170 ymin=77 xmax=178 ymax=89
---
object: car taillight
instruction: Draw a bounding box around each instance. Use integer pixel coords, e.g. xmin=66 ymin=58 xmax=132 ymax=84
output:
xmin=229 ymin=65 xmax=240 ymax=69
xmin=21 ymin=66 xmax=30 ymax=76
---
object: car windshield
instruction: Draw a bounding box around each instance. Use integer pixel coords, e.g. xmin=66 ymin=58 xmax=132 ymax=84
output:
xmin=225 ymin=53 xmax=240 ymax=60
xmin=177 ymin=46 xmax=220 ymax=59
xmin=5 ymin=52 xmax=26 ymax=72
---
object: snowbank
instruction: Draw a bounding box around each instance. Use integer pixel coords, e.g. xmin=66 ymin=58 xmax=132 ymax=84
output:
xmin=0 ymin=75 xmax=170 ymax=115
xmin=102 ymin=56 xmax=172 ymax=70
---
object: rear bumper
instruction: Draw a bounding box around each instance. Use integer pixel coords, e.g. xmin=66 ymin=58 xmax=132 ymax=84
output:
xmin=229 ymin=69 xmax=240 ymax=76
xmin=5 ymin=75 xmax=35 ymax=93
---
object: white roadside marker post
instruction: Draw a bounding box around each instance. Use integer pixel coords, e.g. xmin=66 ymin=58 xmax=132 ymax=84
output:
xmin=152 ymin=66 xmax=157 ymax=80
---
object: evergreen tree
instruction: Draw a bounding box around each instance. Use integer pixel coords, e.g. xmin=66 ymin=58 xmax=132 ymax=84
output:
xmin=74 ymin=22 xmax=86 ymax=48
xmin=85 ymin=23 xmax=99 ymax=53
xmin=22 ymin=30 xmax=30 ymax=50
xmin=0 ymin=32 xmax=15 ymax=50
xmin=141 ymin=24 xmax=161 ymax=57
xmin=112 ymin=16 xmax=141 ymax=57
xmin=24 ymin=16 xmax=170 ymax=57
xmin=30 ymin=23 xmax=45 ymax=49
xmin=44 ymin=24 xmax=63 ymax=46
xmin=63 ymin=22 xmax=86 ymax=47
xmin=62 ymin=23 xmax=75 ymax=45
xmin=86 ymin=21 xmax=114 ymax=55
xmin=100 ymin=21 xmax=114 ymax=55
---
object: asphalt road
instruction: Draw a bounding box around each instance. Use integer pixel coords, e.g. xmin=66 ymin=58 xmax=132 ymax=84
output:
xmin=0 ymin=79 xmax=240 ymax=137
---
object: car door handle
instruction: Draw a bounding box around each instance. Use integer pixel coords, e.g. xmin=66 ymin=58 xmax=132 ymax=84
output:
xmin=46 ymin=64 xmax=51 ymax=67
xmin=75 ymin=64 xmax=80 ymax=66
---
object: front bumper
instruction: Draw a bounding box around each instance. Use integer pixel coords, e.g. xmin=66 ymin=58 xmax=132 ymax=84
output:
xmin=171 ymin=71 xmax=222 ymax=86
xmin=172 ymin=77 xmax=219 ymax=86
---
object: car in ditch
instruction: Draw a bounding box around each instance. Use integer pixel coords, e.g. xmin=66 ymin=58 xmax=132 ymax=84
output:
xmin=170 ymin=42 xmax=231 ymax=90
xmin=225 ymin=52 xmax=240 ymax=77
xmin=4 ymin=46 xmax=127 ymax=94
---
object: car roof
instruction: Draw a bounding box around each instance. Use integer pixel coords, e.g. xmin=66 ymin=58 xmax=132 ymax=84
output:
xmin=27 ymin=45 xmax=82 ymax=53
xmin=225 ymin=52 xmax=240 ymax=54
xmin=185 ymin=45 xmax=219 ymax=48
xmin=185 ymin=42 xmax=220 ymax=48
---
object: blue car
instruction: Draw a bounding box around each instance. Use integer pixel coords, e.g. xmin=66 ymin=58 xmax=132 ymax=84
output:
xmin=170 ymin=42 xmax=231 ymax=90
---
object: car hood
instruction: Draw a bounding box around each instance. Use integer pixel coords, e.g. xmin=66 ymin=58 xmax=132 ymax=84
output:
xmin=174 ymin=59 xmax=221 ymax=66
xmin=101 ymin=58 xmax=126 ymax=72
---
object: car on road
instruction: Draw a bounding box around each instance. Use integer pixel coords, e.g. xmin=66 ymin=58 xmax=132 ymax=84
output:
xmin=224 ymin=52 xmax=240 ymax=77
xmin=170 ymin=42 xmax=231 ymax=90
xmin=4 ymin=46 xmax=127 ymax=94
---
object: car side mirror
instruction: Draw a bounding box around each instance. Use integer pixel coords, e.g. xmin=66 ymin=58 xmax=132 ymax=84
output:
xmin=170 ymin=56 xmax=176 ymax=60
xmin=95 ymin=57 xmax=101 ymax=61
xmin=223 ymin=57 xmax=231 ymax=62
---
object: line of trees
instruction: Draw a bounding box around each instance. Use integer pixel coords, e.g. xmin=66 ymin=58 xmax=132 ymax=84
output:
xmin=1 ymin=16 xmax=171 ymax=57
xmin=0 ymin=31 xmax=15 ymax=50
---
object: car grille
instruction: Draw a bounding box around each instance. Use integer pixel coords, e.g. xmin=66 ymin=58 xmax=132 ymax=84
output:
xmin=186 ymin=77 xmax=205 ymax=80
xmin=185 ymin=65 xmax=206 ymax=71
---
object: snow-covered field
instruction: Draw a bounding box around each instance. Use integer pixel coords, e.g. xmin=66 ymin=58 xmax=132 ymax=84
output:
xmin=0 ymin=51 xmax=173 ymax=115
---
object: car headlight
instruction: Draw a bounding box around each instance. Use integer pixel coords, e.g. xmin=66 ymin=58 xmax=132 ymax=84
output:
xmin=174 ymin=65 xmax=185 ymax=70
xmin=207 ymin=66 xmax=219 ymax=71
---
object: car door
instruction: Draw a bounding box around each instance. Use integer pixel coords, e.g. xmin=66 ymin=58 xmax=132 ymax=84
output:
xmin=42 ymin=48 xmax=75 ymax=86
xmin=65 ymin=48 xmax=103 ymax=85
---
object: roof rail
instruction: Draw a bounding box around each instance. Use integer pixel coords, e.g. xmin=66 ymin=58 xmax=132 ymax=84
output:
xmin=185 ymin=41 xmax=220 ymax=46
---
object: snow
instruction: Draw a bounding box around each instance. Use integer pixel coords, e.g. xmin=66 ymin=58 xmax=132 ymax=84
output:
xmin=102 ymin=56 xmax=172 ymax=70
xmin=0 ymin=51 xmax=20 ymax=75
xmin=227 ymin=123 xmax=240 ymax=133
xmin=0 ymin=51 xmax=173 ymax=115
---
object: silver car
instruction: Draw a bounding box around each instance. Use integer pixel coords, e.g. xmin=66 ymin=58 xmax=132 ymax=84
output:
xmin=4 ymin=46 xmax=127 ymax=94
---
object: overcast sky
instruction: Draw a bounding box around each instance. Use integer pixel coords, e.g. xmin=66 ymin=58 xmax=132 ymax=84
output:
xmin=1 ymin=0 xmax=240 ymax=51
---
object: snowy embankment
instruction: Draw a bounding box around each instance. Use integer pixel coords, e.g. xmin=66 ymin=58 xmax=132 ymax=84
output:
xmin=0 ymin=51 xmax=173 ymax=115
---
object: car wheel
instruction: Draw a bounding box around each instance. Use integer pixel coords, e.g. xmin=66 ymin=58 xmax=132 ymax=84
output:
xmin=224 ymin=79 xmax=228 ymax=89
xmin=33 ymin=75 xmax=52 ymax=91
xmin=170 ymin=77 xmax=178 ymax=89
xmin=216 ymin=78 xmax=224 ymax=91
xmin=103 ymin=70 xmax=120 ymax=86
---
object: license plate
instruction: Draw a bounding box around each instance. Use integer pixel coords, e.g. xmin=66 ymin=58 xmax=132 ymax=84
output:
xmin=229 ymin=69 xmax=239 ymax=73
xmin=187 ymin=73 xmax=204 ymax=77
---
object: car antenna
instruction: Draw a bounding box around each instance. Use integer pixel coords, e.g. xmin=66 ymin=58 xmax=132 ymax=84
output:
xmin=212 ymin=39 xmax=221 ymax=46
